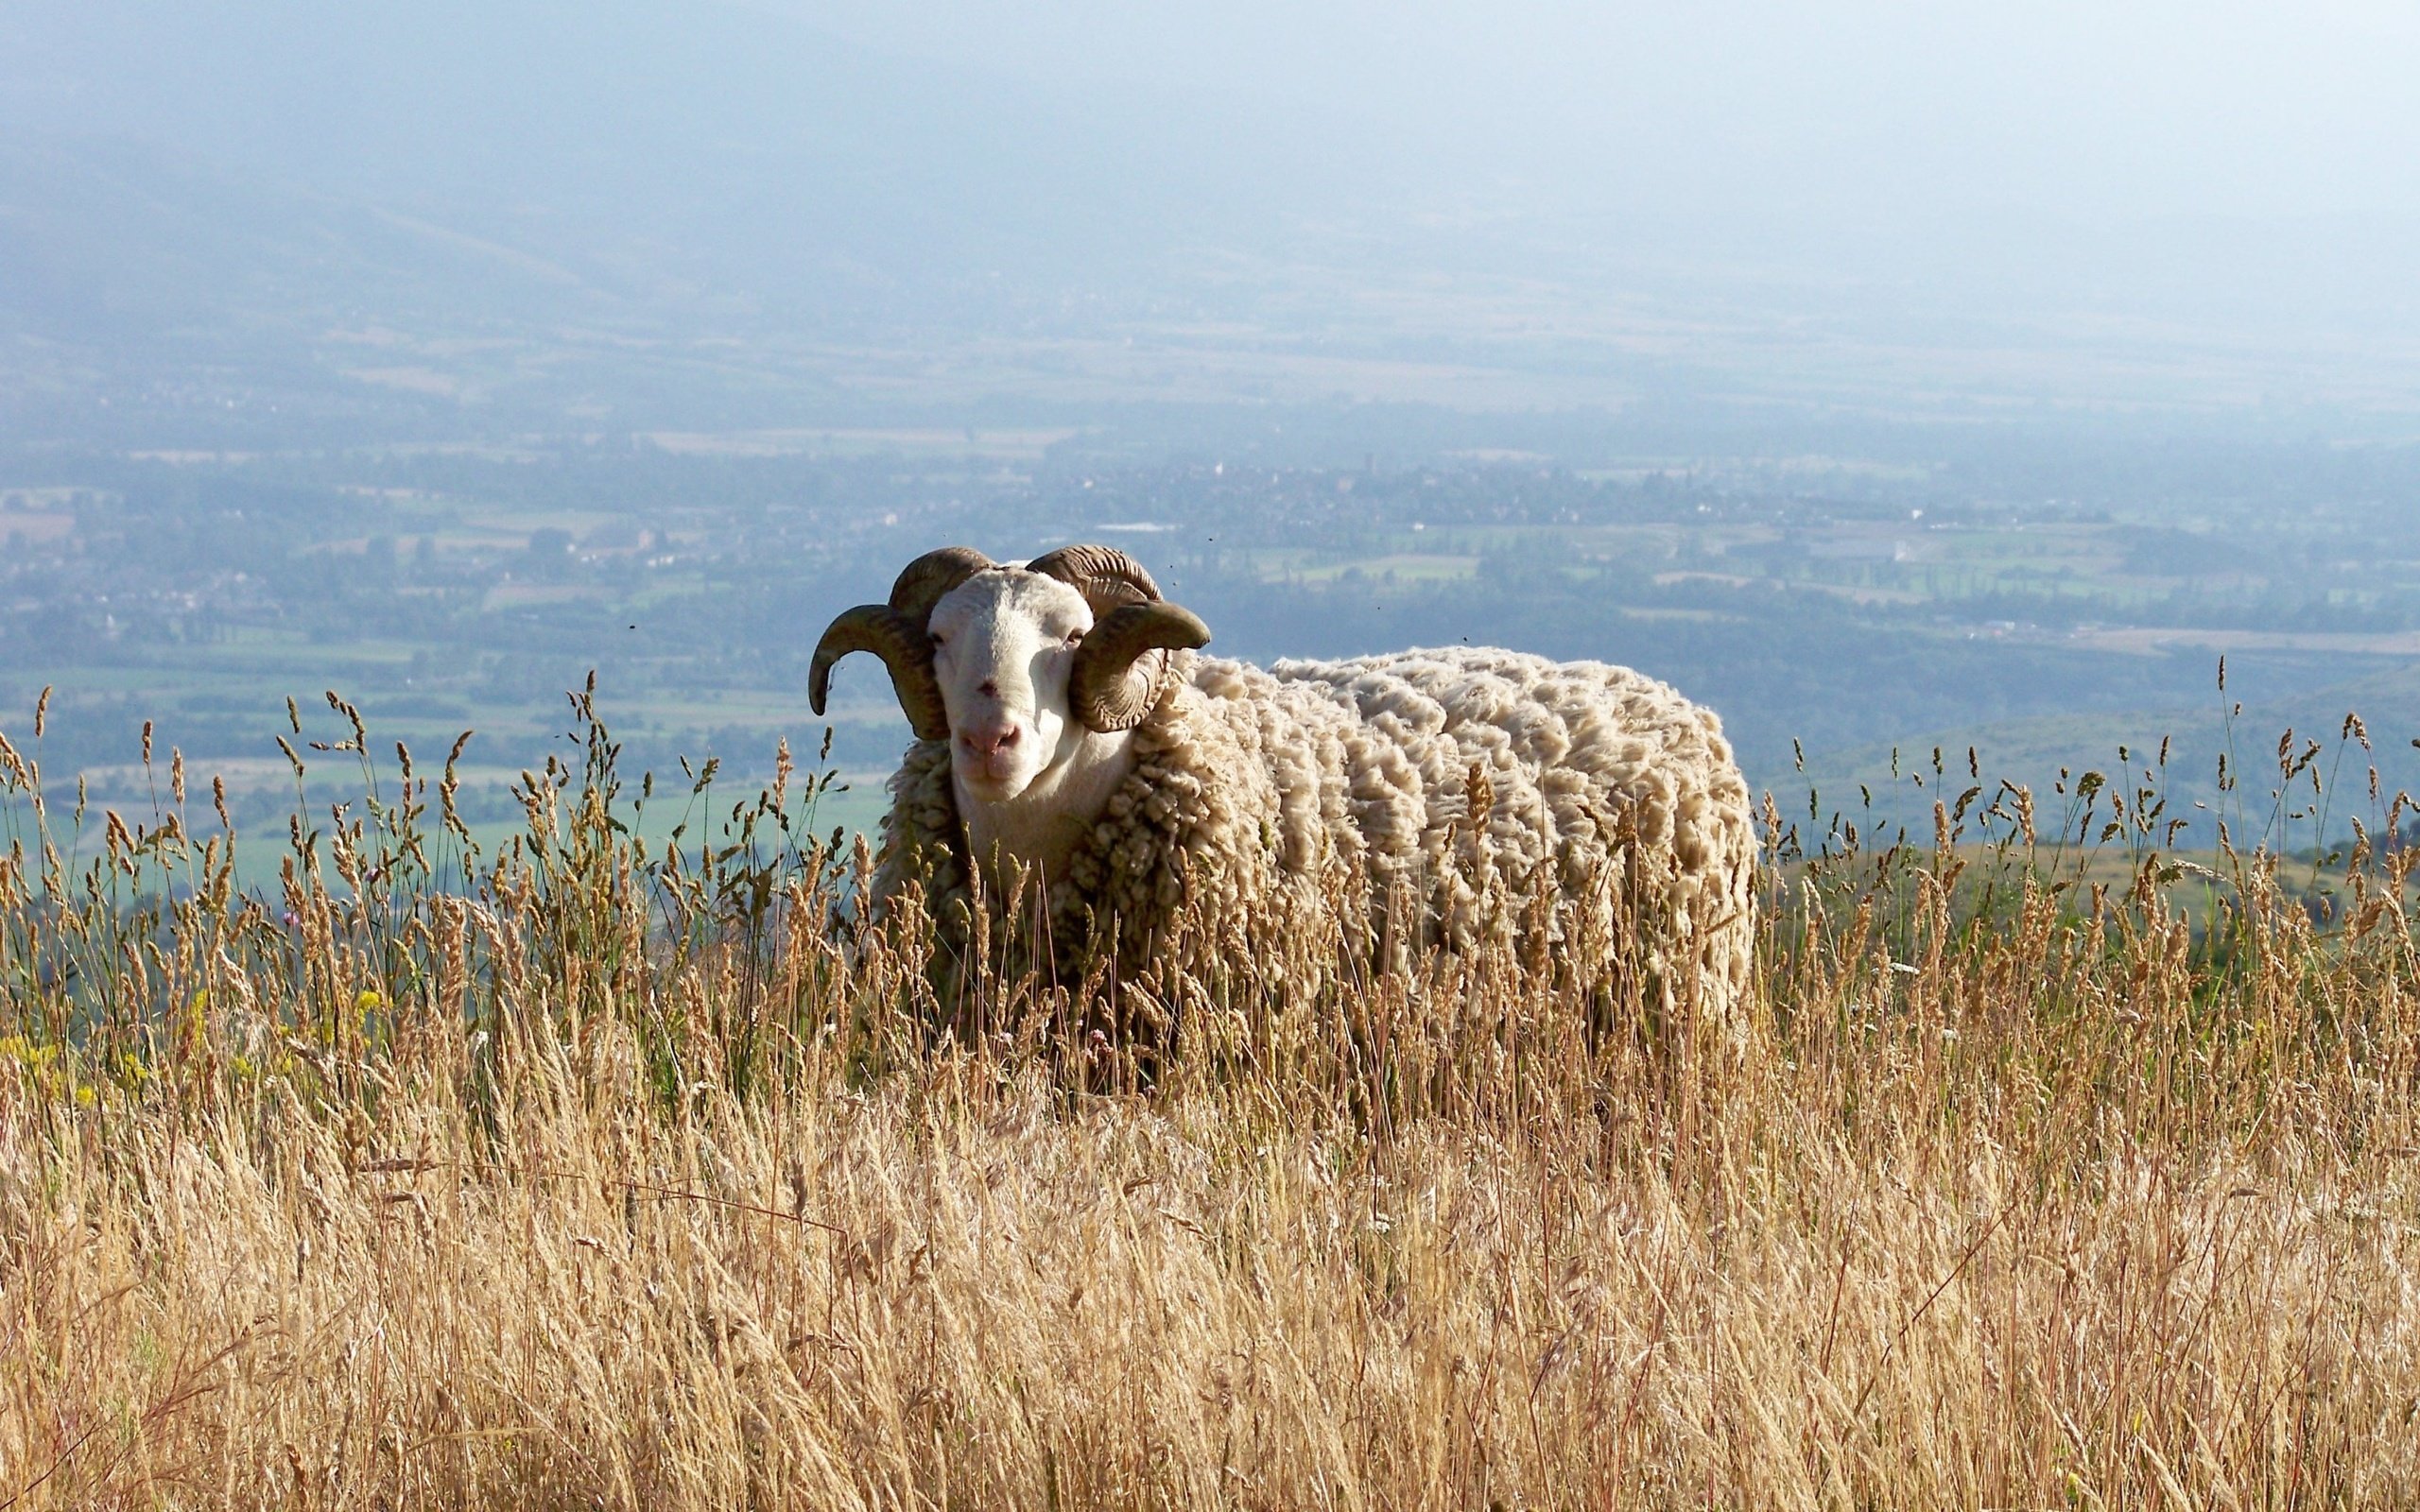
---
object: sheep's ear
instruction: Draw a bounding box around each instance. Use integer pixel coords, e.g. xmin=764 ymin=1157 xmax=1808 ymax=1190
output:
xmin=811 ymin=604 xmax=952 ymax=740
xmin=1069 ymin=602 xmax=1210 ymax=731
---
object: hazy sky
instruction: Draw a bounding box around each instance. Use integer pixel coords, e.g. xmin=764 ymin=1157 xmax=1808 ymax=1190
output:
xmin=10 ymin=0 xmax=2420 ymax=414
xmin=789 ymin=0 xmax=2420 ymax=224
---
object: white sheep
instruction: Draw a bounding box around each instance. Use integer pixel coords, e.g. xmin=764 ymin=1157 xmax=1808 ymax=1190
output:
xmin=810 ymin=544 xmax=1758 ymax=1051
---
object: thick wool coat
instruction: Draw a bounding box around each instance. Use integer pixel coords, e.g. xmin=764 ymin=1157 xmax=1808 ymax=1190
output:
xmin=876 ymin=647 xmax=1757 ymax=1043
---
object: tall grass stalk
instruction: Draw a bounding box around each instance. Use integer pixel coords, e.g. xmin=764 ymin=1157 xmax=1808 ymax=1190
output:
xmin=3 ymin=689 xmax=2419 ymax=1507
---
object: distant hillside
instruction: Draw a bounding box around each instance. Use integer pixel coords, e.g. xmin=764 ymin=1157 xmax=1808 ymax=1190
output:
xmin=0 ymin=133 xmax=622 ymax=338
xmin=0 ymin=0 xmax=1378 ymax=327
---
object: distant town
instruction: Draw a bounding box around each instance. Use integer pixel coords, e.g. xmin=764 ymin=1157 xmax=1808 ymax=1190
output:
xmin=7 ymin=429 xmax=2419 ymax=854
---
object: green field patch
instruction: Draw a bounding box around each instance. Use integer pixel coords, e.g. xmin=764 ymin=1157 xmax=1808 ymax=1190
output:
xmin=1288 ymin=553 xmax=1481 ymax=584
xmin=1619 ymin=606 xmax=1746 ymax=624
xmin=639 ymin=425 xmax=1080 ymax=460
xmin=482 ymin=582 xmax=608 ymax=610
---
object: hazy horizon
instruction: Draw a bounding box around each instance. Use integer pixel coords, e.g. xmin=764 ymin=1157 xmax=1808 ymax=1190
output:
xmin=6 ymin=0 xmax=2420 ymax=432
xmin=800 ymin=0 xmax=2420 ymax=218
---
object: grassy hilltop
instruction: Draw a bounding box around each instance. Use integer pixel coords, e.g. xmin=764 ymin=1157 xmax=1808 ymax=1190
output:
xmin=2 ymin=688 xmax=2419 ymax=1508
xmin=13 ymin=5 xmax=2420 ymax=1502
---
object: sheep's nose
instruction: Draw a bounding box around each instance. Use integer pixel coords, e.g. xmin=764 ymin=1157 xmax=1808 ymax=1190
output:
xmin=960 ymin=723 xmax=1019 ymax=759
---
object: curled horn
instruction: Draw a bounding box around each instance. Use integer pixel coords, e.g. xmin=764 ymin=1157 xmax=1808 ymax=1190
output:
xmin=1027 ymin=543 xmax=1162 ymax=610
xmin=1070 ymin=601 xmax=1212 ymax=730
xmin=809 ymin=546 xmax=994 ymax=740
xmin=889 ymin=545 xmax=997 ymax=625
xmin=1028 ymin=544 xmax=1211 ymax=731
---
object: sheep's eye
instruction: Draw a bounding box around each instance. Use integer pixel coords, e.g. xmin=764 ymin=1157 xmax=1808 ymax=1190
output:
xmin=1063 ymin=628 xmax=1085 ymax=647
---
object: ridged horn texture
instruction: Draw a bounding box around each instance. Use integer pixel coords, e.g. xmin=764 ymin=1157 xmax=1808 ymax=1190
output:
xmin=809 ymin=546 xmax=994 ymax=740
xmin=1027 ymin=543 xmax=1162 ymax=610
xmin=1028 ymin=544 xmax=1212 ymax=731
xmin=889 ymin=545 xmax=998 ymax=624
xmin=1070 ymin=601 xmax=1213 ymax=730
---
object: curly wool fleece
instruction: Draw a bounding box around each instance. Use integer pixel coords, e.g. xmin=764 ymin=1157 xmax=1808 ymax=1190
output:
xmin=876 ymin=646 xmax=1758 ymax=1037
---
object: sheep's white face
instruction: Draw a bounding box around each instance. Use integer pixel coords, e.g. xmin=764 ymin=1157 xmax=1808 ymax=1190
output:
xmin=926 ymin=569 xmax=1096 ymax=802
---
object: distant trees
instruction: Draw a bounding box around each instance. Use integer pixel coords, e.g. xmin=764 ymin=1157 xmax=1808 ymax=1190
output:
xmin=524 ymin=528 xmax=575 ymax=576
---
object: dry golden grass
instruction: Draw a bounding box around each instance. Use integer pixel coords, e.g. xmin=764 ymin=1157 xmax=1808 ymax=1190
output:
xmin=3 ymin=687 xmax=2420 ymax=1508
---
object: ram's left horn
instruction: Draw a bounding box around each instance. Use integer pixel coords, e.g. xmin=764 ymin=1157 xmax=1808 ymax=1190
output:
xmin=1069 ymin=601 xmax=1211 ymax=731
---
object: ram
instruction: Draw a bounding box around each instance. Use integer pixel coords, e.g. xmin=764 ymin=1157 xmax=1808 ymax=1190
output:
xmin=811 ymin=544 xmax=1757 ymax=1050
